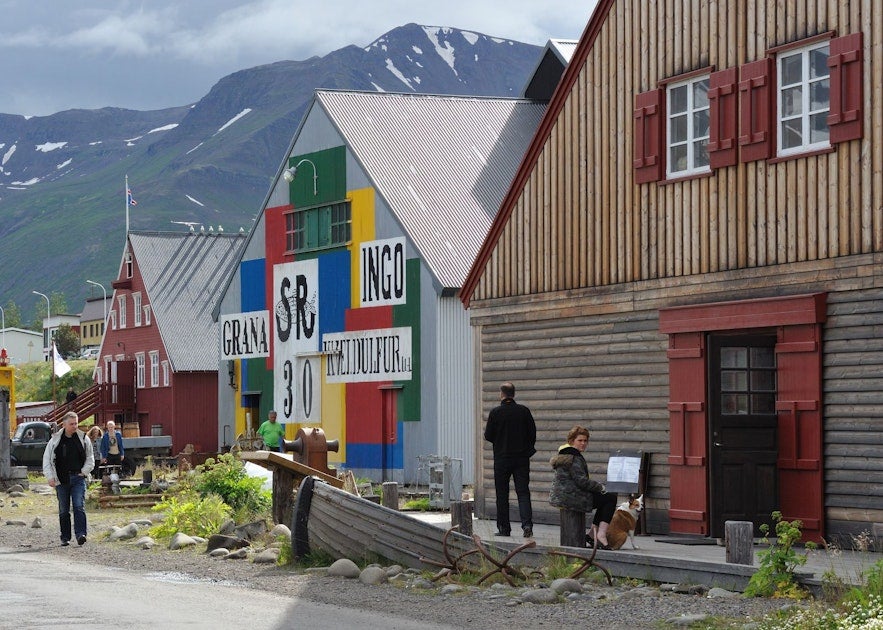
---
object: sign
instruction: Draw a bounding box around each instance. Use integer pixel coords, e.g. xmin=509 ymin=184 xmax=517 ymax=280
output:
xmin=220 ymin=310 xmax=270 ymax=359
xmin=605 ymin=450 xmax=643 ymax=494
xmin=322 ymin=327 xmax=412 ymax=383
xmin=273 ymin=260 xmax=319 ymax=423
xmin=294 ymin=353 xmax=322 ymax=424
xmin=360 ymin=237 xmax=406 ymax=307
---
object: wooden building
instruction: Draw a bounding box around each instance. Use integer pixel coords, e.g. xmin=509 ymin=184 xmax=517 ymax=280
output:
xmin=461 ymin=0 xmax=882 ymax=542
xmin=97 ymin=231 xmax=245 ymax=452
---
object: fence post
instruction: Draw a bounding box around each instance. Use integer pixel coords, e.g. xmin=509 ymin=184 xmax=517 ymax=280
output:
xmin=381 ymin=481 xmax=399 ymax=510
xmin=725 ymin=520 xmax=754 ymax=565
xmin=560 ymin=509 xmax=586 ymax=547
xmin=450 ymin=500 xmax=474 ymax=537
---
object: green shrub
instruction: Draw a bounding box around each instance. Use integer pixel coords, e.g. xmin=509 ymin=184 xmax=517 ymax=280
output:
xmin=193 ymin=453 xmax=271 ymax=521
xmin=149 ymin=492 xmax=231 ymax=539
xmin=745 ymin=511 xmax=816 ymax=599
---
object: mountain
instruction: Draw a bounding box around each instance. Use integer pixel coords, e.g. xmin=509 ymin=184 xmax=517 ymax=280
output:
xmin=0 ymin=24 xmax=541 ymax=319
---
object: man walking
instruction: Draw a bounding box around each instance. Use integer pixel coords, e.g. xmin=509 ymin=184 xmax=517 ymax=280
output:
xmin=257 ymin=410 xmax=285 ymax=452
xmin=43 ymin=411 xmax=94 ymax=546
xmin=484 ymin=382 xmax=536 ymax=538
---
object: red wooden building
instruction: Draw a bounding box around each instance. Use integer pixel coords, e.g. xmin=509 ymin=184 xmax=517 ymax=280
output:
xmin=462 ymin=0 xmax=882 ymax=543
xmin=96 ymin=230 xmax=245 ymax=453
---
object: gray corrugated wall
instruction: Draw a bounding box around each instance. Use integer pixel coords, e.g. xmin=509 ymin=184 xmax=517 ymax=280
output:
xmin=476 ymin=309 xmax=671 ymax=530
xmin=823 ymin=288 xmax=883 ymax=539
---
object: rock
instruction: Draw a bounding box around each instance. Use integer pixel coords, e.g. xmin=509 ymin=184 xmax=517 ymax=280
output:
xmin=6 ymin=484 xmax=24 ymax=494
xmin=550 ymin=578 xmax=582 ymax=594
xmin=4 ymin=520 xmax=27 ymax=526
xmin=209 ymin=548 xmax=230 ymax=558
xmin=130 ymin=536 xmax=156 ymax=549
xmin=385 ymin=564 xmax=404 ymax=577
xmin=169 ymin=532 xmax=197 ymax=550
xmin=440 ymin=584 xmax=463 ymax=595
xmin=8 ymin=491 xmax=26 ymax=498
xmin=30 ymin=517 xmax=43 ymax=529
xmin=521 ymin=589 xmax=560 ymax=604
xmin=359 ymin=566 xmax=387 ymax=585
xmin=665 ymin=613 xmax=710 ymax=626
xmin=233 ymin=520 xmax=268 ymax=541
xmin=132 ymin=519 xmax=153 ymax=527
xmin=327 ymin=558 xmax=360 ymax=578
xmin=408 ymin=578 xmax=435 ymax=590
xmin=31 ymin=485 xmax=54 ymax=495
xmin=253 ymin=548 xmax=280 ymax=564
xmin=206 ymin=534 xmax=250 ymax=553
xmin=108 ymin=523 xmax=139 ymax=541
xmin=269 ymin=523 xmax=290 ymax=538
xmin=707 ymin=587 xmax=740 ymax=599
xmin=225 ymin=549 xmax=248 ymax=560
xmin=218 ymin=519 xmax=236 ymax=535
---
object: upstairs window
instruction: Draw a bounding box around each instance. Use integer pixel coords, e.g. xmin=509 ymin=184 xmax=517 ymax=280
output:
xmin=285 ymin=200 xmax=352 ymax=253
xmin=143 ymin=305 xmax=151 ymax=326
xmin=135 ymin=352 xmax=145 ymax=388
xmin=133 ymin=292 xmax=142 ymax=326
xmin=777 ymin=41 xmax=830 ymax=156
xmin=118 ymin=295 xmax=127 ymax=328
xmin=667 ymin=75 xmax=710 ymax=177
xmin=149 ymin=351 xmax=159 ymax=387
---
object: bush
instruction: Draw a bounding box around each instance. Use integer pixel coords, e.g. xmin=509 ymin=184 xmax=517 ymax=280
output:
xmin=745 ymin=511 xmax=816 ymax=599
xmin=149 ymin=492 xmax=231 ymax=539
xmin=193 ymin=453 xmax=270 ymax=522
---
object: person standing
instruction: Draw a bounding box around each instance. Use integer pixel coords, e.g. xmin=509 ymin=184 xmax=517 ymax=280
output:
xmin=549 ymin=425 xmax=618 ymax=549
xmin=85 ymin=426 xmax=103 ymax=479
xmin=65 ymin=387 xmax=77 ymax=405
xmin=257 ymin=410 xmax=285 ymax=452
xmin=100 ymin=420 xmax=125 ymax=469
xmin=42 ymin=411 xmax=94 ymax=546
xmin=484 ymin=382 xmax=536 ymax=538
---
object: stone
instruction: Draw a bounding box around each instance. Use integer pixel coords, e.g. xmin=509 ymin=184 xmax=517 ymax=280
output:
xmin=358 ymin=566 xmax=387 ymax=585
xmin=327 ymin=558 xmax=360 ymax=578
xmin=665 ymin=614 xmax=710 ymax=626
xmin=521 ymin=589 xmax=560 ymax=604
xmin=218 ymin=519 xmax=236 ymax=535
xmin=131 ymin=536 xmax=156 ymax=549
xmin=440 ymin=584 xmax=463 ymax=595
xmin=6 ymin=484 xmax=24 ymax=494
xmin=8 ymin=491 xmax=26 ymax=498
xmin=30 ymin=517 xmax=43 ymax=529
xmin=269 ymin=523 xmax=291 ymax=538
xmin=550 ymin=578 xmax=583 ymax=594
xmin=408 ymin=578 xmax=435 ymax=590
xmin=108 ymin=523 xmax=139 ymax=541
xmin=169 ymin=532 xmax=197 ymax=550
xmin=5 ymin=520 xmax=27 ymax=526
xmin=132 ymin=519 xmax=153 ymax=527
xmin=253 ymin=548 xmax=280 ymax=564
xmin=385 ymin=564 xmax=404 ymax=577
xmin=707 ymin=587 xmax=740 ymax=599
xmin=225 ymin=549 xmax=248 ymax=559
xmin=233 ymin=520 xmax=268 ymax=541
xmin=206 ymin=534 xmax=250 ymax=553
xmin=209 ymin=548 xmax=230 ymax=558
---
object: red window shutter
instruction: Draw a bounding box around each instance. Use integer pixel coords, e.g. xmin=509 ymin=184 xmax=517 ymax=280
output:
xmin=827 ymin=32 xmax=863 ymax=144
xmin=738 ymin=58 xmax=773 ymax=162
xmin=633 ymin=88 xmax=665 ymax=184
xmin=708 ymin=68 xmax=738 ymax=169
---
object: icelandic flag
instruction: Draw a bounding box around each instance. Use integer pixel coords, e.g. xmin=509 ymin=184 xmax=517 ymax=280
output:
xmin=127 ymin=188 xmax=138 ymax=206
xmin=53 ymin=342 xmax=71 ymax=377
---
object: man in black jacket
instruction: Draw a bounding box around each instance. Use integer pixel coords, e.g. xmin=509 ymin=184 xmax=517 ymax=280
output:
xmin=484 ymin=382 xmax=536 ymax=538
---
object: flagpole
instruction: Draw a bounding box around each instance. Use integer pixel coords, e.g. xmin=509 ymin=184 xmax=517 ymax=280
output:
xmin=51 ymin=344 xmax=56 ymax=409
xmin=125 ymin=174 xmax=130 ymax=235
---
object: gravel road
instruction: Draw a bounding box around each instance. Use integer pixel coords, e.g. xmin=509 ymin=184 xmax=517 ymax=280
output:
xmin=0 ymin=485 xmax=790 ymax=629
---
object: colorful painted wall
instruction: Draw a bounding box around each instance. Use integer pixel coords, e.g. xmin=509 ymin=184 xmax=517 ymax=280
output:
xmin=224 ymin=145 xmax=423 ymax=480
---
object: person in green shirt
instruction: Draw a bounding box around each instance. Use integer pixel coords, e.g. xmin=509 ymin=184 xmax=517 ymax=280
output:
xmin=256 ymin=410 xmax=286 ymax=452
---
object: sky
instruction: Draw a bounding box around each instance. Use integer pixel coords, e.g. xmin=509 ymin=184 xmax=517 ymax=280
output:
xmin=0 ymin=0 xmax=598 ymax=118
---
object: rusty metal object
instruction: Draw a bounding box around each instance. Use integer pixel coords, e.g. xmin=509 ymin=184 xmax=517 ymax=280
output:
xmin=472 ymin=535 xmax=536 ymax=586
xmin=281 ymin=427 xmax=339 ymax=475
xmin=548 ymin=545 xmax=613 ymax=584
xmin=420 ymin=525 xmax=480 ymax=581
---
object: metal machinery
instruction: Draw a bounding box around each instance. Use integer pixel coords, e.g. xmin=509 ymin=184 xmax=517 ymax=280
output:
xmin=281 ymin=427 xmax=339 ymax=475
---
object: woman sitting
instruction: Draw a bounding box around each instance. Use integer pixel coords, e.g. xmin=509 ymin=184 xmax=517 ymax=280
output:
xmin=550 ymin=425 xmax=618 ymax=549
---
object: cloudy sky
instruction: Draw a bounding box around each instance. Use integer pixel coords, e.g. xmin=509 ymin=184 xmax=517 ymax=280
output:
xmin=1 ymin=0 xmax=598 ymax=117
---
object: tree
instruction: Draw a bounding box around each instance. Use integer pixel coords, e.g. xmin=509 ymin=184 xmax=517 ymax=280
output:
xmin=54 ymin=323 xmax=80 ymax=359
xmin=2 ymin=300 xmax=22 ymax=328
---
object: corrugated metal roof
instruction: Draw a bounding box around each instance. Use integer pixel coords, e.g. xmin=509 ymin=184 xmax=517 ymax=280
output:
xmin=315 ymin=90 xmax=546 ymax=289
xmin=80 ymin=296 xmax=110 ymax=321
xmin=548 ymin=39 xmax=579 ymax=64
xmin=128 ymin=231 xmax=246 ymax=371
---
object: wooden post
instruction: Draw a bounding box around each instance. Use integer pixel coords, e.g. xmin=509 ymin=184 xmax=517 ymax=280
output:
xmin=272 ymin=466 xmax=295 ymax=525
xmin=725 ymin=520 xmax=754 ymax=565
xmin=560 ymin=509 xmax=586 ymax=548
xmin=450 ymin=500 xmax=474 ymax=537
xmin=381 ymin=481 xmax=399 ymax=510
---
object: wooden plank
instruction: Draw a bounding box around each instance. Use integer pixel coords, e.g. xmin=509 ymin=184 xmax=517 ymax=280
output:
xmin=239 ymin=451 xmax=343 ymax=488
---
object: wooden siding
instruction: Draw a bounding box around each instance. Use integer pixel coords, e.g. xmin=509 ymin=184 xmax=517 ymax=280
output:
xmin=470 ymin=0 xmax=883 ymax=303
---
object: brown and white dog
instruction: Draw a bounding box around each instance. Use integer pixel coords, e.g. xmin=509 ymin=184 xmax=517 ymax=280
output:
xmin=606 ymin=494 xmax=644 ymax=550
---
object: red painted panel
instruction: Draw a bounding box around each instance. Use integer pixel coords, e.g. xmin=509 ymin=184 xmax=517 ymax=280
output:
xmin=738 ymin=58 xmax=774 ymax=162
xmin=633 ymin=89 xmax=665 ymax=184
xmin=667 ymin=331 xmax=709 ymax=535
xmin=708 ymin=67 xmax=738 ymax=168
xmin=264 ymin=204 xmax=294 ymax=369
xmin=828 ymin=32 xmax=863 ymax=144
xmin=660 ymin=293 xmax=827 ymax=333
xmin=344 ymin=306 xmax=393 ymax=443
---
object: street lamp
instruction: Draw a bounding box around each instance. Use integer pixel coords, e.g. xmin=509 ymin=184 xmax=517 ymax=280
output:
xmin=86 ymin=280 xmax=108 ymax=329
xmin=32 ymin=290 xmax=50 ymax=358
xmin=0 ymin=304 xmax=5 ymax=351
xmin=282 ymin=158 xmax=318 ymax=195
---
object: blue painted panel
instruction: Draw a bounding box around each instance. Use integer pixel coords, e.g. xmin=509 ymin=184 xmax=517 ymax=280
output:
xmin=318 ymin=250 xmax=350 ymax=335
xmin=240 ymin=259 xmax=266 ymax=311
xmin=347 ymin=433 xmax=403 ymax=471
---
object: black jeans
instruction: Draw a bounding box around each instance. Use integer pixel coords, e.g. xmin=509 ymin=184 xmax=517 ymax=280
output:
xmin=591 ymin=491 xmax=618 ymax=525
xmin=493 ymin=456 xmax=532 ymax=533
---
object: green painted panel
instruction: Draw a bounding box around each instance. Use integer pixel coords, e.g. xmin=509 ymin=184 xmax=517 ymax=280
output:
xmin=393 ymin=259 xmax=420 ymax=421
xmin=289 ymin=146 xmax=346 ymax=207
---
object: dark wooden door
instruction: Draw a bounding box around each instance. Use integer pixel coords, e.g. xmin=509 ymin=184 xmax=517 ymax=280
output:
xmin=708 ymin=335 xmax=778 ymax=537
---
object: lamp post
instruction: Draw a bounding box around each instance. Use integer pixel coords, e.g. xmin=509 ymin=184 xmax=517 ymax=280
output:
xmin=0 ymin=305 xmax=5 ymax=351
xmin=282 ymin=158 xmax=318 ymax=195
xmin=86 ymin=280 xmax=108 ymax=330
xmin=32 ymin=291 xmax=50 ymax=356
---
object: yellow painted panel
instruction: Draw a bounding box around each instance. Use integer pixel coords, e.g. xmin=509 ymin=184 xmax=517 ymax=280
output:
xmin=348 ymin=187 xmax=375 ymax=309
xmin=321 ymin=359 xmax=347 ymax=465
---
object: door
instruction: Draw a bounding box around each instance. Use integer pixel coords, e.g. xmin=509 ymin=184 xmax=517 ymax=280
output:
xmin=380 ymin=388 xmax=398 ymax=482
xmin=708 ymin=334 xmax=778 ymax=537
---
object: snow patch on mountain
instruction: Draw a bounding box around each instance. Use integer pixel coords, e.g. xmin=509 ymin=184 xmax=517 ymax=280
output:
xmin=423 ymin=27 xmax=457 ymax=75
xmin=149 ymin=123 xmax=179 ymax=134
xmin=36 ymin=141 xmax=67 ymax=152
xmin=2 ymin=144 xmax=16 ymax=165
xmin=185 ymin=194 xmax=205 ymax=206
xmin=215 ymin=109 xmax=252 ymax=135
xmin=385 ymin=59 xmax=415 ymax=90
xmin=57 ymin=158 xmax=72 ymax=169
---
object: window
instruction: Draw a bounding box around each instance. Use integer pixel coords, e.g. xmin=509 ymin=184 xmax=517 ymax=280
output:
xmin=285 ymin=201 xmax=352 ymax=253
xmin=161 ymin=360 xmax=170 ymax=387
xmin=135 ymin=352 xmax=145 ymax=388
xmin=149 ymin=351 xmax=159 ymax=387
xmin=777 ymin=41 xmax=830 ymax=156
xmin=95 ymin=366 xmax=103 ymax=384
xmin=125 ymin=252 xmax=133 ymax=278
xmin=133 ymin=292 xmax=142 ymax=326
xmin=667 ymin=76 xmax=710 ymax=176
xmin=109 ymin=311 xmax=117 ymax=330
xmin=143 ymin=305 xmax=151 ymax=326
xmin=118 ymin=295 xmax=127 ymax=328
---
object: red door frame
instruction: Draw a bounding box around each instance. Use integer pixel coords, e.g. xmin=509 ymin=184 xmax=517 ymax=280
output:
xmin=659 ymin=293 xmax=827 ymax=541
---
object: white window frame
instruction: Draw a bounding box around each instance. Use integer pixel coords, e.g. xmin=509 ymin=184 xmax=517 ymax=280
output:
xmin=118 ymin=295 xmax=127 ymax=328
xmin=95 ymin=366 xmax=103 ymax=384
xmin=133 ymin=292 xmax=142 ymax=326
xmin=666 ymin=74 xmax=711 ymax=178
xmin=143 ymin=305 xmax=151 ymax=326
xmin=777 ymin=40 xmax=831 ymax=157
xmin=109 ymin=311 xmax=117 ymax=330
xmin=149 ymin=351 xmax=159 ymax=387
xmin=161 ymin=360 xmax=170 ymax=387
xmin=135 ymin=352 xmax=145 ymax=388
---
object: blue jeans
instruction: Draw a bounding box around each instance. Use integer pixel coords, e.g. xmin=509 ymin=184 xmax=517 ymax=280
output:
xmin=56 ymin=474 xmax=87 ymax=542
